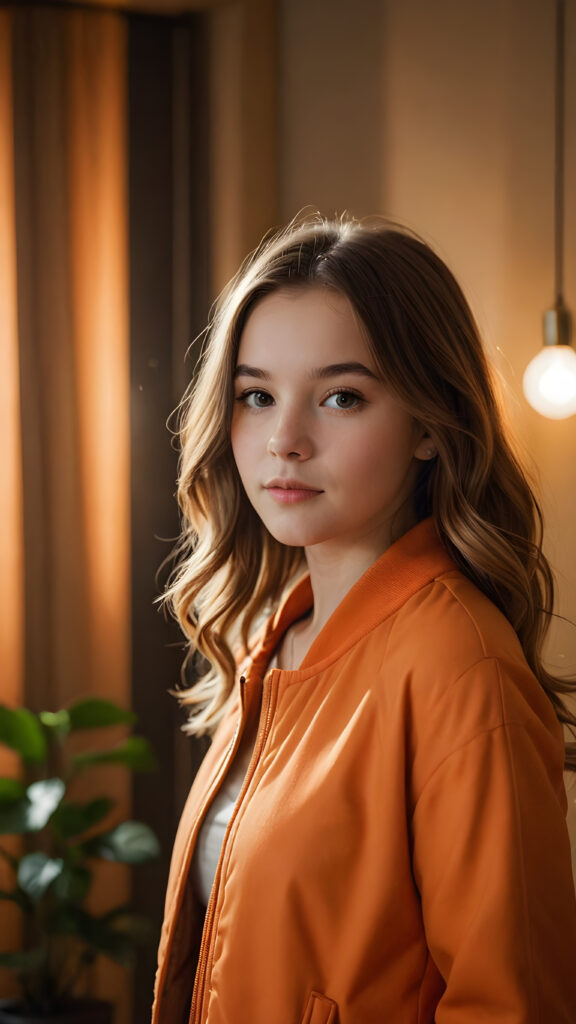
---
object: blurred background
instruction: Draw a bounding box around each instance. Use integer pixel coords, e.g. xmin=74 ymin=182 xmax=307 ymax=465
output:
xmin=1 ymin=0 xmax=575 ymax=1021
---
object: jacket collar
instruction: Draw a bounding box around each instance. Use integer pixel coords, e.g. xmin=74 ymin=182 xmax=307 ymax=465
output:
xmin=251 ymin=518 xmax=455 ymax=675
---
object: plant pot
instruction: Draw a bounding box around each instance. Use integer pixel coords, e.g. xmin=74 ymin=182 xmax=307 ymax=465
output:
xmin=0 ymin=999 xmax=113 ymax=1024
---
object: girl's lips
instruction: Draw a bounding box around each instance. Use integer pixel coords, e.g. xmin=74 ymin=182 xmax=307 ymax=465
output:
xmin=266 ymin=487 xmax=321 ymax=505
xmin=264 ymin=480 xmax=323 ymax=505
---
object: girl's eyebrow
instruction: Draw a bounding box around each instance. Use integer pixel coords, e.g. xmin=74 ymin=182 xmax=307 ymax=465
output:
xmin=234 ymin=362 xmax=380 ymax=381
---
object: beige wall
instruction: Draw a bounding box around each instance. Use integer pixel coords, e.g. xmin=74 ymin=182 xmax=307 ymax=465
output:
xmin=278 ymin=0 xmax=384 ymax=218
xmin=278 ymin=0 xmax=576 ymax=674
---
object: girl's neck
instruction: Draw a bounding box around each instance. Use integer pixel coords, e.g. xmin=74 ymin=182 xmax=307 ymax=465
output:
xmin=304 ymin=547 xmax=378 ymax=636
xmin=304 ymin=514 xmax=416 ymax=632
xmin=279 ymin=514 xmax=418 ymax=671
xmin=278 ymin=538 xmax=393 ymax=671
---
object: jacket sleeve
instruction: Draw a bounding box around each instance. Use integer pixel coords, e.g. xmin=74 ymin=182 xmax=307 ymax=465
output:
xmin=410 ymin=658 xmax=576 ymax=1023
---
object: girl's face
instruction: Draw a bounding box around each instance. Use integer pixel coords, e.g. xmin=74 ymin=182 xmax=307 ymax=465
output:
xmin=231 ymin=286 xmax=431 ymax=562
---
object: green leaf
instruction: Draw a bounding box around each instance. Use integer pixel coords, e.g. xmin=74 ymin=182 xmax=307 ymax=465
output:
xmin=0 ymin=887 xmax=31 ymax=911
xmin=18 ymin=852 xmax=64 ymax=901
xmin=39 ymin=709 xmax=70 ymax=738
xmin=72 ymin=736 xmax=156 ymax=773
xmin=0 ymin=948 xmax=45 ymax=970
xmin=50 ymin=906 xmax=137 ymax=965
xmin=51 ymin=863 xmax=91 ymax=904
xmin=68 ymin=698 xmax=136 ymax=731
xmin=25 ymin=778 xmax=66 ymax=829
xmin=0 ymin=778 xmax=26 ymax=804
xmin=0 ymin=706 xmax=47 ymax=762
xmin=0 ymin=799 xmax=28 ymax=834
xmin=0 ymin=778 xmax=66 ymax=835
xmin=51 ymin=797 xmax=113 ymax=840
xmin=87 ymin=821 xmax=160 ymax=864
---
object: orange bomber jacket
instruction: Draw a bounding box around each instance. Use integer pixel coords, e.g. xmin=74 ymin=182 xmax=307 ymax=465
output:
xmin=152 ymin=519 xmax=576 ymax=1024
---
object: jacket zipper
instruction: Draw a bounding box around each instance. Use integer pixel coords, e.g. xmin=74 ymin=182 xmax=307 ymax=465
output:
xmin=152 ymin=685 xmax=248 ymax=1024
xmin=189 ymin=670 xmax=279 ymax=1024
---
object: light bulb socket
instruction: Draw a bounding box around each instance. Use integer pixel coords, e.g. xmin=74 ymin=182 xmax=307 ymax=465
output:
xmin=543 ymin=306 xmax=572 ymax=346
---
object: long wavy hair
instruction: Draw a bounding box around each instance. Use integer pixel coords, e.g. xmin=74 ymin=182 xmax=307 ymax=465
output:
xmin=164 ymin=215 xmax=576 ymax=766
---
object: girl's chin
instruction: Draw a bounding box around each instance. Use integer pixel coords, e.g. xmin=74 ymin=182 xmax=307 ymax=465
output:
xmin=261 ymin=522 xmax=326 ymax=549
xmin=265 ymin=530 xmax=315 ymax=548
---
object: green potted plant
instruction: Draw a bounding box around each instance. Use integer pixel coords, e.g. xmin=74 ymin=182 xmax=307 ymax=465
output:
xmin=0 ymin=698 xmax=160 ymax=1023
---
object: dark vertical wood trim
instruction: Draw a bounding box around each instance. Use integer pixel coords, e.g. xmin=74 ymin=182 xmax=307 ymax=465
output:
xmin=128 ymin=14 xmax=210 ymax=1021
xmin=172 ymin=15 xmax=211 ymax=397
xmin=128 ymin=18 xmax=181 ymax=1021
xmin=170 ymin=16 xmax=212 ymax=824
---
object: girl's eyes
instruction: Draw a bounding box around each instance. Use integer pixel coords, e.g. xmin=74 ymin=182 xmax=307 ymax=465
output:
xmin=322 ymin=389 xmax=362 ymax=410
xmin=234 ymin=388 xmax=364 ymax=411
xmin=235 ymin=389 xmax=274 ymax=409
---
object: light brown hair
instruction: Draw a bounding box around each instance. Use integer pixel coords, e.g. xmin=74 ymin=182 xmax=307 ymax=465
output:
xmin=164 ymin=215 xmax=576 ymax=765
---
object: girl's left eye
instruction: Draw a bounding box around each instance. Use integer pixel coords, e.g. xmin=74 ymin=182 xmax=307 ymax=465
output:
xmin=322 ymin=390 xmax=362 ymax=410
xmin=235 ymin=389 xmax=274 ymax=409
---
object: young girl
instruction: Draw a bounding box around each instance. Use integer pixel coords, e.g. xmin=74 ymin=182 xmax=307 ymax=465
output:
xmin=152 ymin=216 xmax=576 ymax=1024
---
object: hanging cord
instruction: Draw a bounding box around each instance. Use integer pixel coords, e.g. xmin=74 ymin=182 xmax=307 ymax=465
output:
xmin=554 ymin=0 xmax=565 ymax=306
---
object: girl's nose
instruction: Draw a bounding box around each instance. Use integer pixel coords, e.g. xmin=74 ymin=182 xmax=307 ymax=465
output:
xmin=266 ymin=409 xmax=313 ymax=460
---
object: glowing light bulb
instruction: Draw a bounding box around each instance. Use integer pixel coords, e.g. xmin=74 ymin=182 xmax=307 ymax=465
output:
xmin=523 ymin=345 xmax=576 ymax=418
xmin=523 ymin=308 xmax=576 ymax=418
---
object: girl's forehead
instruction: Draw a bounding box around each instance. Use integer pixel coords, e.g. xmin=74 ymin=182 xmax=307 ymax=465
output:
xmin=236 ymin=286 xmax=373 ymax=366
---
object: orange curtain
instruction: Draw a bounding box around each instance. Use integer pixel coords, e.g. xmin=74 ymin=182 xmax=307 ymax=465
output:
xmin=67 ymin=12 xmax=130 ymax=708
xmin=66 ymin=12 xmax=131 ymax=1020
xmin=0 ymin=13 xmax=23 ymax=731
xmin=0 ymin=6 xmax=131 ymax=1020
xmin=0 ymin=7 xmax=25 ymax=993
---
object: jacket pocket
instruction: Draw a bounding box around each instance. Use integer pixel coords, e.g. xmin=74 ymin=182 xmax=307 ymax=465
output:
xmin=300 ymin=990 xmax=338 ymax=1024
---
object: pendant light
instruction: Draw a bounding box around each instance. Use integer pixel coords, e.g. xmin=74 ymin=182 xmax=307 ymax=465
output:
xmin=522 ymin=0 xmax=576 ymax=419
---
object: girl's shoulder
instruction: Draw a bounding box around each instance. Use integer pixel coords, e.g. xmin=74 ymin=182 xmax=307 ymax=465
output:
xmin=386 ymin=569 xmax=560 ymax=749
xmin=397 ymin=568 xmax=525 ymax=666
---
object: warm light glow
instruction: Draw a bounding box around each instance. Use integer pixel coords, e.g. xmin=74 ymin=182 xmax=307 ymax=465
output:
xmin=0 ymin=9 xmax=25 ymax=985
xmin=522 ymin=345 xmax=576 ymax=419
